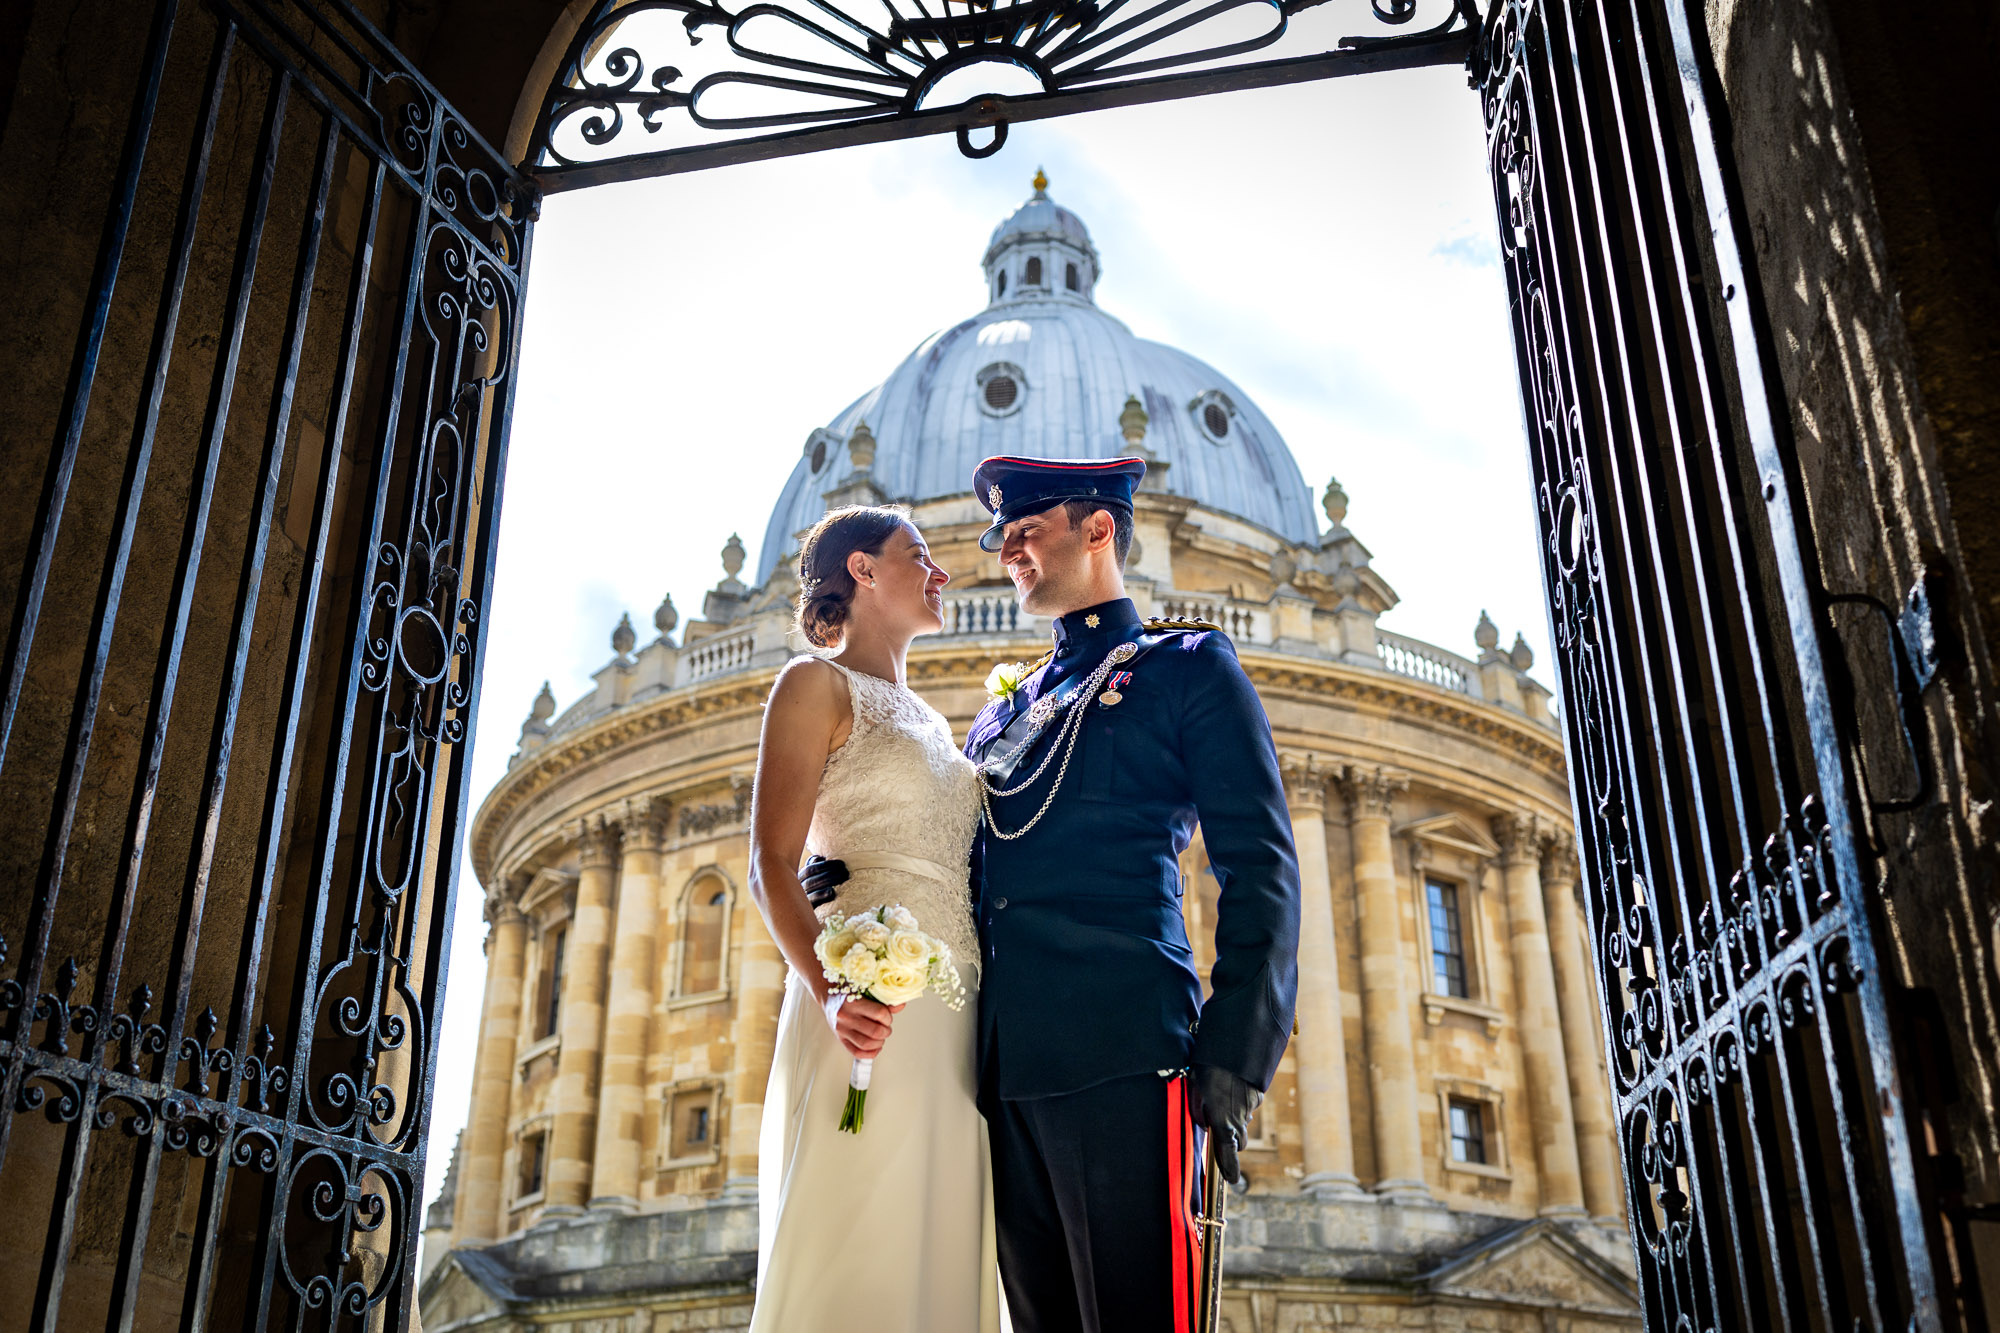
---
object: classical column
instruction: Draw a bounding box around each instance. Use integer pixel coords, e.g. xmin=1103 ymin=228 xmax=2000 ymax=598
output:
xmin=543 ymin=816 xmax=619 ymax=1216
xmin=1281 ymin=755 xmax=1364 ymax=1197
xmin=590 ymin=802 xmax=665 ymax=1212
xmin=1542 ymin=836 xmax=1623 ymax=1222
xmin=1494 ymin=812 xmax=1587 ymax=1216
xmin=1340 ymin=764 xmax=1428 ymax=1203
xmin=453 ymin=891 xmax=527 ymax=1245
xmin=725 ymin=894 xmax=787 ymax=1198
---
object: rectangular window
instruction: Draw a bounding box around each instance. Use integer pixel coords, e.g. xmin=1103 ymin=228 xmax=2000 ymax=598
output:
xmin=664 ymin=1085 xmax=721 ymax=1163
xmin=1426 ymin=879 xmax=1468 ymax=998
xmin=539 ymin=927 xmax=566 ymax=1039
xmin=1447 ymin=1098 xmax=1487 ymax=1165
xmin=517 ymin=1130 xmax=547 ymax=1198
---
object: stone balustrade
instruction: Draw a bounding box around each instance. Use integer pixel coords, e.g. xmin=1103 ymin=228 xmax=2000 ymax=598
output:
xmin=1375 ymin=629 xmax=1479 ymax=694
xmin=680 ymin=626 xmax=758 ymax=683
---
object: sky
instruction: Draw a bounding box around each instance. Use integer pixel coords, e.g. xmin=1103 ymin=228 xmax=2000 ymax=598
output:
xmin=421 ymin=61 xmax=1553 ymax=1227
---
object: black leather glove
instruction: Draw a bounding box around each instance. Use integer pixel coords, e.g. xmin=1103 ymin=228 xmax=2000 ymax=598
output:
xmin=799 ymin=855 xmax=849 ymax=907
xmin=1188 ymin=1063 xmax=1262 ymax=1188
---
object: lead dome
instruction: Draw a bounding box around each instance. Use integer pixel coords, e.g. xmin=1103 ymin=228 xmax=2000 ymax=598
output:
xmin=756 ymin=175 xmax=1320 ymax=584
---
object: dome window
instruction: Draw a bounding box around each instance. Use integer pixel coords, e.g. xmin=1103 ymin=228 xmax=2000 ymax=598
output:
xmin=1065 ymin=262 xmax=1080 ymax=291
xmin=996 ymin=270 xmax=1007 ymax=298
xmin=804 ymin=428 xmax=837 ymax=473
xmin=977 ymin=362 xmax=1027 ymax=417
xmin=1024 ymin=257 xmax=1043 ymax=286
xmin=1192 ymin=390 xmax=1237 ymax=444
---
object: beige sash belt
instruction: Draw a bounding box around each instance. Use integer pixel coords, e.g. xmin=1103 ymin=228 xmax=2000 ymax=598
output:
xmin=837 ymin=850 xmax=958 ymax=885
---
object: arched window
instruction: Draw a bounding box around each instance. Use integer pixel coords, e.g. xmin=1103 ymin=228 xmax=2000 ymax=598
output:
xmin=1065 ymin=262 xmax=1080 ymax=291
xmin=995 ymin=270 xmax=1006 ymax=298
xmin=677 ymin=874 xmax=732 ymax=998
xmin=1024 ymin=256 xmax=1043 ymax=286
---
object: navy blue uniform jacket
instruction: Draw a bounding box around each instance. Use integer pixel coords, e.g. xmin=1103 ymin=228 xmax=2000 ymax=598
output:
xmin=965 ymin=598 xmax=1301 ymax=1103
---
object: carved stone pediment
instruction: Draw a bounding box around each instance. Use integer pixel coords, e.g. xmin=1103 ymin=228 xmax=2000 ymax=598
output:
xmin=418 ymin=1247 xmax=518 ymax=1326
xmin=1422 ymin=1219 xmax=1639 ymax=1316
xmin=1395 ymin=810 xmax=1501 ymax=861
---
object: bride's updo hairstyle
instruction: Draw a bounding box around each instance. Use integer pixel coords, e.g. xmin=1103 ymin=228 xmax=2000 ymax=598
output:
xmin=795 ymin=504 xmax=913 ymax=648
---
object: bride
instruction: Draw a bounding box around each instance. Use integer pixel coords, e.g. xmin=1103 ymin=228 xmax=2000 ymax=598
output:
xmin=746 ymin=504 xmax=1001 ymax=1333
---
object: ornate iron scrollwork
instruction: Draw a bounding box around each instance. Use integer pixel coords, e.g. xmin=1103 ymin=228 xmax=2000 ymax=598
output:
xmin=0 ymin=0 xmax=528 ymax=1325
xmin=528 ymin=0 xmax=1479 ymax=183
xmin=1476 ymin=0 xmax=1941 ymax=1324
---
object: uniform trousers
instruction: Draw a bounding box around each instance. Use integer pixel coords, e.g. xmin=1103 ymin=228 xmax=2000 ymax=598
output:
xmin=989 ymin=1072 xmax=1205 ymax=1333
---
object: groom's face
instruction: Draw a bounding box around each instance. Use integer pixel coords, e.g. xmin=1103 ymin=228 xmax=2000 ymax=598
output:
xmin=998 ymin=507 xmax=1090 ymax=616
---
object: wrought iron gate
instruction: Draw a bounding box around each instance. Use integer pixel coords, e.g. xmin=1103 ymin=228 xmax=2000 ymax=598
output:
xmin=1474 ymin=0 xmax=1950 ymax=1327
xmin=0 ymin=0 xmax=527 ymax=1326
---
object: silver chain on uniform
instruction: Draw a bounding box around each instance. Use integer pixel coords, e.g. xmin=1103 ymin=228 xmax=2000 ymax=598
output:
xmin=977 ymin=641 xmax=1137 ymax=840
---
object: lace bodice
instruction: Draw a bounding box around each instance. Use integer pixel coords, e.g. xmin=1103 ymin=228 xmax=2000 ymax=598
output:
xmin=799 ymin=657 xmax=981 ymax=976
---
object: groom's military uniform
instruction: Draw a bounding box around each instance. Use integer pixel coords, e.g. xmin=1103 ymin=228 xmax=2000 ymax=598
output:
xmin=964 ymin=456 xmax=1301 ymax=1333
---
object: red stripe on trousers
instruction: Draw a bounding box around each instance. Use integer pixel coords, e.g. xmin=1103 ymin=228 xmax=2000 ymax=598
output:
xmin=1166 ymin=1077 xmax=1201 ymax=1333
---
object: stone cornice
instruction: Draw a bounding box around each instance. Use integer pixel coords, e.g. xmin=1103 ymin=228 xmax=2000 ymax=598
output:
xmin=1238 ymin=655 xmax=1567 ymax=771
xmin=470 ymin=645 xmax=1569 ymax=887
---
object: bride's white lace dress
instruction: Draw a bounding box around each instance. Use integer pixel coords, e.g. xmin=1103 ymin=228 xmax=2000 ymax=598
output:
xmin=750 ymin=657 xmax=1000 ymax=1333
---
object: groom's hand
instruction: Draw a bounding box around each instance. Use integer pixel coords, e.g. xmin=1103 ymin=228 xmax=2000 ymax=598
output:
xmin=800 ymin=855 xmax=849 ymax=907
xmin=1189 ymin=1064 xmax=1262 ymax=1188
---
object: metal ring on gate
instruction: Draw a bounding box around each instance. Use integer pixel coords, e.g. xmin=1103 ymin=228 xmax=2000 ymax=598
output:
xmin=957 ymin=120 xmax=1008 ymax=158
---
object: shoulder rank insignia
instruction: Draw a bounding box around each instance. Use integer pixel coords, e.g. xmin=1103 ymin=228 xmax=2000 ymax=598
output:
xmin=1143 ymin=616 xmax=1224 ymax=634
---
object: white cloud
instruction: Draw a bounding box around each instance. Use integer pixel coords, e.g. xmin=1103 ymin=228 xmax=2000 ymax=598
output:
xmin=424 ymin=67 xmax=1557 ymax=1216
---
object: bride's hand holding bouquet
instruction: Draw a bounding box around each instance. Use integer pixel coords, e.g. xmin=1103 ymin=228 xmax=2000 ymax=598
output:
xmin=814 ymin=903 xmax=967 ymax=1132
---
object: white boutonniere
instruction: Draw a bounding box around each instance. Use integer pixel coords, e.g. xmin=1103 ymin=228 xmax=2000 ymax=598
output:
xmin=984 ymin=660 xmax=1030 ymax=704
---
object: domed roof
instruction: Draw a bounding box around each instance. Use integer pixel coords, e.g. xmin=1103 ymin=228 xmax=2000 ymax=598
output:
xmin=754 ymin=180 xmax=1322 ymax=583
xmin=985 ymin=169 xmax=1097 ymax=260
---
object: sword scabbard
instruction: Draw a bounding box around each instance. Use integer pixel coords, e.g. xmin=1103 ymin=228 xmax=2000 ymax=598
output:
xmin=1195 ymin=1136 xmax=1229 ymax=1333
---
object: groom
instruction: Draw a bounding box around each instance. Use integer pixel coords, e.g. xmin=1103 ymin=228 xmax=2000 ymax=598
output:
xmin=813 ymin=454 xmax=1300 ymax=1333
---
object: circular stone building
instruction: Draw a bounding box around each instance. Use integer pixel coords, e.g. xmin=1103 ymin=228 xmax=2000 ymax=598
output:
xmin=421 ymin=179 xmax=1641 ymax=1333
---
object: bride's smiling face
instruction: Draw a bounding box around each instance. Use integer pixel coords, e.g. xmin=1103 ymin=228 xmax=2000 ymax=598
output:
xmin=849 ymin=523 xmax=949 ymax=638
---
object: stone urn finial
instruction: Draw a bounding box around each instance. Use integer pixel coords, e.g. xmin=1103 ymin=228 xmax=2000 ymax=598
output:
xmin=530 ymin=681 xmax=556 ymax=722
xmin=1509 ymin=632 xmax=1534 ymax=671
xmin=654 ymin=592 xmax=678 ymax=637
xmin=1322 ymin=476 xmax=1349 ymax=527
xmin=1119 ymin=394 xmax=1149 ymax=445
xmin=611 ymin=612 xmax=636 ymax=658
xmin=721 ymin=533 xmax=746 ymax=581
xmin=847 ymin=420 xmax=876 ymax=470
xmin=1474 ymin=610 xmax=1500 ymax=653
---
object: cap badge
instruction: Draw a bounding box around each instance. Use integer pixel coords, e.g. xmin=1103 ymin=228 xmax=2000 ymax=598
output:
xmin=988 ymin=483 xmax=1004 ymax=510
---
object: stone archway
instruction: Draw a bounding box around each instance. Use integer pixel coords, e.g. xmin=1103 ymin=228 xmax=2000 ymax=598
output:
xmin=0 ymin=0 xmax=1995 ymax=1328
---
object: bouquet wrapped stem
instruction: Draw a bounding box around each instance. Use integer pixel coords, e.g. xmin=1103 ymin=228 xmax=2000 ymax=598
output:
xmin=841 ymin=1058 xmax=872 ymax=1132
xmin=815 ymin=903 xmax=967 ymax=1134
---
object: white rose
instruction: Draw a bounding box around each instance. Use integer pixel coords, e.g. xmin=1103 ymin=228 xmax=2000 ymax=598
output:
xmin=885 ymin=904 xmax=920 ymax=933
xmin=839 ymin=943 xmax=880 ymax=988
xmin=870 ymin=963 xmax=928 ymax=1006
xmin=853 ymin=919 xmax=891 ymax=949
xmin=815 ymin=928 xmax=859 ymax=973
xmin=887 ymin=930 xmax=932 ymax=968
xmin=985 ymin=660 xmax=1029 ymax=703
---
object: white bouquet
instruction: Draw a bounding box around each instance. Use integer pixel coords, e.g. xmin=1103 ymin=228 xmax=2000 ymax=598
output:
xmin=814 ymin=903 xmax=966 ymax=1132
